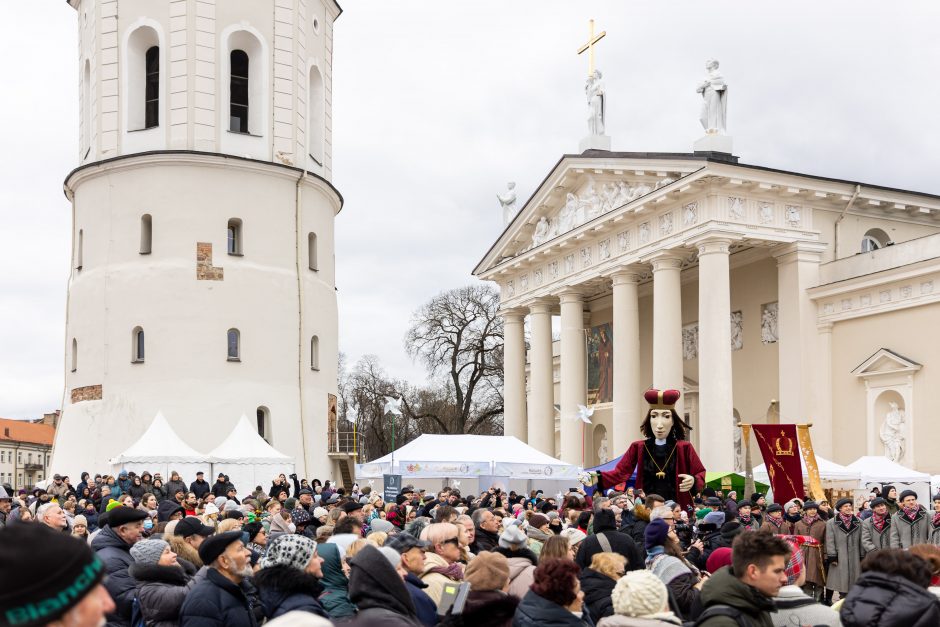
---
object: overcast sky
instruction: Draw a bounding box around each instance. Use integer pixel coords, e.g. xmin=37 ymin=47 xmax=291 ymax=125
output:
xmin=2 ymin=1 xmax=939 ymax=420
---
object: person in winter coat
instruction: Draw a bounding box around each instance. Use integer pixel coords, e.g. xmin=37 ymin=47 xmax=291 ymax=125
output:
xmin=883 ymin=485 xmax=900 ymax=515
xmin=512 ymin=558 xmax=593 ymax=627
xmin=253 ymin=534 xmax=330 ymax=621
xmin=494 ymin=523 xmax=539 ymax=600
xmin=735 ymin=501 xmax=760 ymax=532
xmin=861 ymin=497 xmax=892 ymax=556
xmin=596 ymin=570 xmax=682 ymax=627
xmin=643 ymin=519 xmax=702 ymax=621
xmin=579 ymin=552 xmax=626 ymax=621
xmin=129 ymin=476 xmax=147 ymax=501
xmin=758 ymin=504 xmax=787 ymax=535
xmin=92 ymin=507 xmax=150 ymax=627
xmin=165 ymin=472 xmax=187 ymax=502
xmin=419 ymin=522 xmax=466 ymax=604
xmin=771 ymin=539 xmax=840 ymax=627
xmin=386 ymin=533 xmax=439 ymax=627
xmin=890 ymin=489 xmax=931 ymax=549
xmin=347 ymin=544 xmax=423 ymax=627
xmin=825 ymin=498 xmax=863 ymax=598
xmin=316 ymin=542 xmax=357 ymax=621
xmin=440 ymin=551 xmax=519 ymax=627
xmin=525 ymin=514 xmax=552 ymax=556
xmin=470 ymin=508 xmax=501 ymax=554
xmin=117 ymin=471 xmax=132 ymax=497
xmin=576 ymin=509 xmax=644 ymax=572
xmin=129 ymin=539 xmax=196 ymax=627
xmin=152 ymin=478 xmax=167 ymax=503
xmin=189 ymin=472 xmax=211 ymax=501
xmin=179 ymin=530 xmax=258 ymax=627
xmin=792 ymin=501 xmax=827 ymax=602
xmin=839 ymin=548 xmax=940 ymax=627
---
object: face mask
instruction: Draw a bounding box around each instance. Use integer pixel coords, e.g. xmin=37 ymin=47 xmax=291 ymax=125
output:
xmin=144 ymin=519 xmax=153 ymax=530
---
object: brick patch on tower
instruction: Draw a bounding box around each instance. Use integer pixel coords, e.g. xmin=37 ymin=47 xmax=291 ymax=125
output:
xmin=196 ymin=242 xmax=224 ymax=281
xmin=71 ymin=384 xmax=103 ymax=403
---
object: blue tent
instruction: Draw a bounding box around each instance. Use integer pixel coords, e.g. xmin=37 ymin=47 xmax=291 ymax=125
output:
xmin=583 ymin=456 xmax=636 ymax=495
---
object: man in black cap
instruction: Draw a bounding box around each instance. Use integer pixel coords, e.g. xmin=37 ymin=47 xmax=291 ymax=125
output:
xmin=175 ymin=516 xmax=216 ymax=551
xmin=190 ymin=472 xmax=211 ymax=500
xmin=90 ymin=505 xmax=149 ymax=626
xmin=890 ymin=488 xmax=930 ymax=549
xmin=341 ymin=500 xmax=365 ymax=525
xmin=372 ymin=537 xmax=433 ymax=626
xmin=211 ymin=473 xmax=230 ymax=499
xmin=297 ymin=487 xmax=314 ymax=513
xmin=180 ymin=531 xmax=256 ymax=627
xmin=735 ymin=500 xmax=760 ymax=532
xmin=1 ymin=524 xmax=116 ymax=627
xmin=759 ymin=503 xmax=786 ymax=535
xmin=861 ymin=497 xmax=892 ymax=556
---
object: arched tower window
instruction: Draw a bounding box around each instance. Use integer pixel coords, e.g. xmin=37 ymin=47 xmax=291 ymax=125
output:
xmin=82 ymin=60 xmax=91 ymax=158
xmin=227 ymin=328 xmax=240 ymax=361
xmin=307 ymin=65 xmax=325 ymax=165
xmin=76 ymin=229 xmax=84 ymax=270
xmin=308 ymin=232 xmax=318 ymax=271
xmin=861 ymin=228 xmax=891 ymax=253
xmin=132 ymin=326 xmax=145 ymax=363
xmin=71 ymin=338 xmax=78 ymax=373
xmin=227 ymin=218 xmax=243 ymax=255
xmin=230 ymin=50 xmax=249 ymax=133
xmin=145 ymin=46 xmax=159 ymax=129
xmin=257 ymin=406 xmax=272 ymax=444
xmin=310 ymin=335 xmax=320 ymax=371
xmin=140 ymin=214 xmax=152 ymax=254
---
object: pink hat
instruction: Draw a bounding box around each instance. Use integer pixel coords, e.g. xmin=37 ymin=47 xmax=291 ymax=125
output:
xmin=706 ymin=547 xmax=733 ymax=573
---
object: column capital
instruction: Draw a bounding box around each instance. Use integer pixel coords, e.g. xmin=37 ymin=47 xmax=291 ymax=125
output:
xmin=557 ymin=288 xmax=584 ymax=305
xmin=498 ymin=307 xmax=528 ymax=323
xmin=525 ymin=297 xmax=556 ymax=315
xmin=817 ymin=321 xmax=834 ymax=333
xmin=771 ymin=241 xmax=827 ymax=265
xmin=690 ymin=236 xmax=736 ymax=257
xmin=610 ymin=264 xmax=646 ymax=285
xmin=646 ymin=250 xmax=685 ymax=273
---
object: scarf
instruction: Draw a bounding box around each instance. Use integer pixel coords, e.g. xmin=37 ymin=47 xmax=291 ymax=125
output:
xmin=801 ymin=514 xmax=820 ymax=527
xmin=739 ymin=514 xmax=752 ymax=526
xmin=872 ymin=511 xmax=888 ymax=532
xmin=932 ymin=511 xmax=940 ymax=528
xmin=766 ymin=515 xmax=783 ymax=529
xmin=838 ymin=512 xmax=855 ymax=528
xmin=903 ymin=505 xmax=921 ymax=521
xmin=526 ymin=527 xmax=551 ymax=542
xmin=428 ymin=561 xmax=464 ymax=581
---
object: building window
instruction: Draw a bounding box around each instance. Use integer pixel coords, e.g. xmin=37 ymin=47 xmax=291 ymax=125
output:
xmin=71 ymin=338 xmax=78 ymax=373
xmin=82 ymin=60 xmax=91 ymax=158
xmin=132 ymin=326 xmax=145 ymax=363
xmin=1 ymin=451 xmax=4 ymax=463
xmin=227 ymin=328 xmax=240 ymax=361
xmin=227 ymin=218 xmax=243 ymax=255
xmin=861 ymin=228 xmax=891 ymax=253
xmin=257 ymin=406 xmax=271 ymax=444
xmin=230 ymin=50 xmax=249 ymax=133
xmin=310 ymin=335 xmax=320 ymax=371
xmin=145 ymin=46 xmax=159 ymax=128
xmin=17 ymin=452 xmax=22 ymax=464
xmin=140 ymin=214 xmax=152 ymax=254
xmin=76 ymin=229 xmax=84 ymax=270
xmin=307 ymin=65 xmax=325 ymax=165
xmin=308 ymin=232 xmax=318 ymax=271
xmin=27 ymin=453 xmax=32 ymax=464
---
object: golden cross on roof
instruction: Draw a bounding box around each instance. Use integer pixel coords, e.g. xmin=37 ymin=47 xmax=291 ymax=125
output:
xmin=577 ymin=19 xmax=607 ymax=77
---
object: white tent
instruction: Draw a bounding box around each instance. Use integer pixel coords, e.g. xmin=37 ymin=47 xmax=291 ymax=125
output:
xmin=109 ymin=411 xmax=209 ymax=480
xmin=209 ymin=415 xmax=294 ymax=495
xmin=753 ymin=454 xmax=860 ymax=488
xmin=847 ymin=456 xmax=932 ymax=498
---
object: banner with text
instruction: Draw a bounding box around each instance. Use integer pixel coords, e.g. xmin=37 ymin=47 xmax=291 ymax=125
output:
xmin=752 ymin=424 xmax=803 ymax=506
xmin=398 ymin=460 xmax=490 ymax=478
xmin=493 ymin=461 xmax=580 ymax=480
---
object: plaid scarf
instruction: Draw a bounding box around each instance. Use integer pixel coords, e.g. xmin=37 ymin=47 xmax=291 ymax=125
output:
xmin=739 ymin=514 xmax=752 ymax=526
xmin=838 ymin=512 xmax=855 ymax=528
xmin=903 ymin=505 xmax=921 ymax=521
xmin=933 ymin=511 xmax=940 ymax=528
xmin=801 ymin=514 xmax=820 ymax=527
xmin=872 ymin=511 xmax=888 ymax=532
xmin=766 ymin=515 xmax=783 ymax=529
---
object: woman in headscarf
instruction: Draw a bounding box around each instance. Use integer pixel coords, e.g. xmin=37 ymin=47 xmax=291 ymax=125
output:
xmin=317 ymin=542 xmax=357 ymax=622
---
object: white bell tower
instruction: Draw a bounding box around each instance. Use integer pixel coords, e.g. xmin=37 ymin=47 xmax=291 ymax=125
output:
xmin=52 ymin=0 xmax=344 ymax=482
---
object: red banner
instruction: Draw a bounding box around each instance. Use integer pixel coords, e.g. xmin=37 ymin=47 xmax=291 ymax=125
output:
xmin=752 ymin=424 xmax=803 ymax=506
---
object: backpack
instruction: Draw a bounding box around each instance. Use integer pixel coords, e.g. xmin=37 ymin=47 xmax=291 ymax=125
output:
xmin=683 ymin=604 xmax=752 ymax=627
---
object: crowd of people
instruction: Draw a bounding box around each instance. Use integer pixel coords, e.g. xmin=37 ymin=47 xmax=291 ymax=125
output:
xmin=2 ymin=470 xmax=940 ymax=627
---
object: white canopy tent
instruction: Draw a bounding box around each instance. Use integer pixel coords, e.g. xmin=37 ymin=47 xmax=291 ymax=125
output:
xmin=847 ymin=455 xmax=932 ymax=500
xmin=209 ymin=415 xmax=294 ymax=496
xmin=109 ymin=411 xmax=209 ymax=480
xmin=753 ymin=454 xmax=860 ymax=489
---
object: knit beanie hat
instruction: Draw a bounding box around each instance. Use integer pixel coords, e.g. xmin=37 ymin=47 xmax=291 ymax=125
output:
xmin=499 ymin=522 xmax=528 ymax=549
xmin=259 ymin=534 xmax=317 ymax=572
xmin=528 ymin=514 xmax=550 ymax=529
xmin=214 ymin=496 xmax=228 ymax=509
xmin=106 ymin=499 xmax=123 ymax=512
xmin=464 ymin=551 xmax=510 ymax=592
xmin=73 ymin=514 xmax=88 ymax=527
xmin=706 ymin=547 xmax=733 ymax=573
xmin=370 ymin=519 xmax=394 ymax=533
xmin=313 ymin=506 xmax=329 ymax=519
xmin=611 ymin=570 xmax=669 ymax=617
xmin=0 ymin=524 xmax=107 ymax=627
xmin=243 ymin=521 xmax=264 ymax=543
xmin=379 ymin=546 xmax=402 ymax=569
xmin=224 ymin=500 xmax=239 ymax=512
xmin=560 ymin=527 xmax=587 ymax=547
xmin=644 ymin=518 xmax=670 ymax=550
xmin=204 ymin=502 xmax=220 ymax=516
xmin=285 ymin=497 xmax=298 ymax=510
xmin=784 ymin=539 xmax=804 ymax=585
xmin=130 ymin=539 xmax=169 ymax=566
xmin=703 ymin=511 xmax=725 ymax=527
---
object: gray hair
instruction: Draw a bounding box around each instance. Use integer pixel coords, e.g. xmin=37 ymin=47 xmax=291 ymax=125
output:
xmin=592 ymin=497 xmax=610 ymax=515
xmin=470 ymin=508 xmax=492 ymax=526
xmin=37 ymin=502 xmax=60 ymax=520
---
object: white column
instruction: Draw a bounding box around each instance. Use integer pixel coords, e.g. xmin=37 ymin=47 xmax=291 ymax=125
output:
xmin=650 ymin=252 xmax=685 ymax=417
xmin=816 ymin=321 xmax=834 ymax=457
xmin=500 ymin=308 xmax=527 ymax=441
xmin=773 ymin=242 xmax=828 ymax=455
xmin=527 ymin=300 xmax=555 ymax=456
xmin=559 ymin=289 xmax=587 ymax=465
xmin=611 ymin=268 xmax=642 ymax=456
xmin=696 ymin=238 xmax=734 ymax=470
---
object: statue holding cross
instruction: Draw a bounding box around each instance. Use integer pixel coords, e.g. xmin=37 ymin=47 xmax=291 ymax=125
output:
xmin=578 ymin=20 xmax=607 ymax=138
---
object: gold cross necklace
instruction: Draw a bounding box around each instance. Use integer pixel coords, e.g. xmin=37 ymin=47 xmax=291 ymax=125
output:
xmin=644 ymin=442 xmax=678 ymax=479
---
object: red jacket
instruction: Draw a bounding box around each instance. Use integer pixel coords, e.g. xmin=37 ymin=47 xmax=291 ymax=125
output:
xmin=598 ymin=440 xmax=705 ymax=510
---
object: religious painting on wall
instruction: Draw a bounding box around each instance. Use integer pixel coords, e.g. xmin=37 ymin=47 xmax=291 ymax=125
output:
xmin=587 ymin=323 xmax=613 ymax=404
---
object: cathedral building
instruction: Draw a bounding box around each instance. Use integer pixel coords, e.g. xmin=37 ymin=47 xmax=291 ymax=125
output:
xmin=52 ymin=0 xmax=345 ymax=481
xmin=474 ymin=64 xmax=940 ymax=475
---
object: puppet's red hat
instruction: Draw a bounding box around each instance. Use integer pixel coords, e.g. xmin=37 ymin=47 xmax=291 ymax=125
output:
xmin=644 ymin=388 xmax=681 ymax=409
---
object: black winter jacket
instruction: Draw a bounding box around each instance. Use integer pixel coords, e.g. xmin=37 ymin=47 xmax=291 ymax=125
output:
xmin=348 ymin=544 xmax=423 ymax=627
xmin=253 ymin=564 xmax=329 ymax=621
xmin=576 ymin=510 xmax=643 ymax=572
xmin=578 ymin=569 xmax=615 ymax=620
xmin=91 ymin=525 xmax=138 ymax=627
xmin=179 ymin=568 xmax=258 ymax=627
xmin=840 ymin=571 xmax=940 ymax=627
xmin=512 ymin=590 xmax=594 ymax=627
xmin=471 ymin=527 xmax=501 ymax=554
xmin=189 ymin=480 xmax=211 ymax=500
xmin=439 ymin=589 xmax=518 ymax=627
xmin=128 ymin=561 xmax=196 ymax=627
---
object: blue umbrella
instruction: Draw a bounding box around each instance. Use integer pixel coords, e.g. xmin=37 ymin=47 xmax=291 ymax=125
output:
xmin=582 ymin=456 xmax=636 ymax=495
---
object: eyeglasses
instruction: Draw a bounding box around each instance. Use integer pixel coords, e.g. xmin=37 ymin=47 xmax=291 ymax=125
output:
xmin=442 ymin=537 xmax=460 ymax=546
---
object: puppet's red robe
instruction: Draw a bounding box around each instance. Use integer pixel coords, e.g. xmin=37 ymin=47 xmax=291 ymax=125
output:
xmin=597 ymin=440 xmax=706 ymax=510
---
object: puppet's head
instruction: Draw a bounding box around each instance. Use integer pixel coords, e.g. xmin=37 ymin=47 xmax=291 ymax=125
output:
xmin=641 ymin=388 xmax=692 ymax=440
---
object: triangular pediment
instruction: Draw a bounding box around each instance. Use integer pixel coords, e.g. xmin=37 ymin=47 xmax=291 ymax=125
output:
xmin=852 ymin=348 xmax=921 ymax=378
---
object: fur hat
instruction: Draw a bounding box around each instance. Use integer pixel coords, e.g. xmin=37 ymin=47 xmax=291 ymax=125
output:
xmin=130 ymin=539 xmax=169 ymax=566
xmin=260 ymin=534 xmax=317 ymax=572
xmin=464 ymin=551 xmax=510 ymax=592
xmin=802 ymin=501 xmax=818 ymax=512
xmin=498 ymin=522 xmax=528 ymax=549
xmin=644 ymin=518 xmax=670 ymax=550
xmin=610 ymin=570 xmax=669 ymax=617
xmin=899 ymin=489 xmax=918 ymax=502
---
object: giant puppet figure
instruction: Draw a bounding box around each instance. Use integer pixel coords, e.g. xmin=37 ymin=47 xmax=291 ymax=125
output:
xmin=581 ymin=388 xmax=706 ymax=509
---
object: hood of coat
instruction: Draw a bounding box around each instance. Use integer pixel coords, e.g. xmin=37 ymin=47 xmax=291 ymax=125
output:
xmin=699 ymin=566 xmax=776 ymax=616
xmin=580 ymin=568 xmax=616 ymax=604
xmin=254 ymin=563 xmax=324 ymax=616
xmin=129 ymin=562 xmax=189 ymax=586
xmin=840 ymin=571 xmax=940 ymax=627
xmin=461 ymin=589 xmax=519 ymax=623
xmin=594 ymin=509 xmax=618 ymax=533
xmin=316 ymin=543 xmax=348 ymax=590
xmin=348 ymin=544 xmax=418 ymax=618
